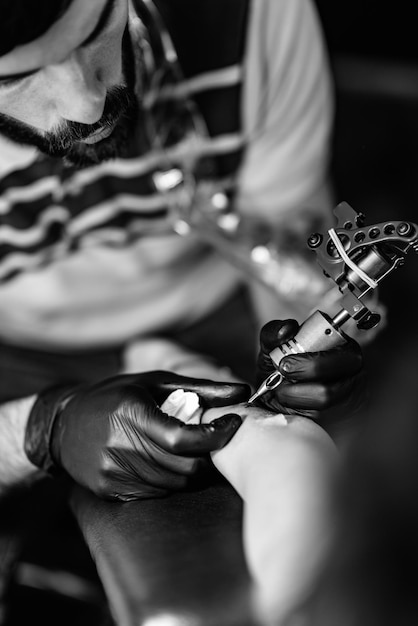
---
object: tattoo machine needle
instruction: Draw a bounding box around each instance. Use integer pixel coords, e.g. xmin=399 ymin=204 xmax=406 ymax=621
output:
xmin=248 ymin=371 xmax=283 ymax=404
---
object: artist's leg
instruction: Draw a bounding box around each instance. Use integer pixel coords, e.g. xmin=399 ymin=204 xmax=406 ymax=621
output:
xmin=123 ymin=286 xmax=258 ymax=384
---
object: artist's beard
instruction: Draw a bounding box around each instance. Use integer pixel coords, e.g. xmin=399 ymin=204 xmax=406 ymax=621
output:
xmin=0 ymin=36 xmax=139 ymax=168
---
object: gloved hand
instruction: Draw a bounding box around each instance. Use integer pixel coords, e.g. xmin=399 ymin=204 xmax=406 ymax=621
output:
xmin=24 ymin=371 xmax=250 ymax=501
xmin=256 ymin=319 xmax=366 ymax=420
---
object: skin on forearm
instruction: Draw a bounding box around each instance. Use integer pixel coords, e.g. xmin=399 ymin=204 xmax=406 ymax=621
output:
xmin=202 ymin=404 xmax=338 ymax=494
xmin=0 ymin=395 xmax=42 ymax=495
xmin=202 ymin=403 xmax=339 ymax=626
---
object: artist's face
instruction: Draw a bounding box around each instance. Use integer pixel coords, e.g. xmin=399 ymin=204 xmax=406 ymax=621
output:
xmin=0 ymin=0 xmax=139 ymax=166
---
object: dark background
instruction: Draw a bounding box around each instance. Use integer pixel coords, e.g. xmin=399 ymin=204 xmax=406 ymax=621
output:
xmin=313 ymin=1 xmax=418 ymax=383
xmin=315 ymin=1 xmax=418 ymax=62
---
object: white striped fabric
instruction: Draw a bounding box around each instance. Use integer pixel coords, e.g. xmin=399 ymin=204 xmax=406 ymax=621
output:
xmin=0 ymin=0 xmax=334 ymax=348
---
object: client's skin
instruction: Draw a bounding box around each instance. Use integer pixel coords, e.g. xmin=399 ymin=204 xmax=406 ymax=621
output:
xmin=162 ymin=383 xmax=338 ymax=626
xmin=202 ymin=403 xmax=338 ymax=626
xmin=153 ymin=341 xmax=339 ymax=626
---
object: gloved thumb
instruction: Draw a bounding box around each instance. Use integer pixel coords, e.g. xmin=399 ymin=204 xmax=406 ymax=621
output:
xmin=259 ymin=319 xmax=300 ymax=353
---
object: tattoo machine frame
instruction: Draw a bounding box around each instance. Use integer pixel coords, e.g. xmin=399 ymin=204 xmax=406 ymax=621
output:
xmin=249 ymin=202 xmax=418 ymax=402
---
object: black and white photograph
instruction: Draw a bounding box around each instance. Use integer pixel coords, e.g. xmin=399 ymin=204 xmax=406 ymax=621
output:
xmin=0 ymin=2 xmax=417 ymax=625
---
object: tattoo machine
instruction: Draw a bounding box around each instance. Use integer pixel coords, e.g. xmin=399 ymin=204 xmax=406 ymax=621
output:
xmin=248 ymin=202 xmax=418 ymax=404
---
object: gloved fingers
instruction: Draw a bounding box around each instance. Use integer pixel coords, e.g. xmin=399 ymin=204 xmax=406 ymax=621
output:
xmin=105 ymin=485 xmax=171 ymax=502
xmin=278 ymin=342 xmax=363 ymax=383
xmin=106 ymin=389 xmax=217 ymax=463
xmin=95 ymin=451 xmax=187 ymax=501
xmin=257 ymin=319 xmax=300 ymax=380
xmin=115 ymin=384 xmax=242 ymax=455
xmin=174 ymin=380 xmax=250 ymax=408
xmin=124 ymin=371 xmax=250 ymax=407
xmin=259 ymin=319 xmax=300 ymax=353
xmin=106 ymin=448 xmax=199 ymax=485
xmin=141 ymin=407 xmax=242 ymax=456
xmin=270 ymin=378 xmax=362 ymax=411
xmin=115 ymin=432 xmax=203 ymax=476
xmin=258 ymin=390 xmax=321 ymax=420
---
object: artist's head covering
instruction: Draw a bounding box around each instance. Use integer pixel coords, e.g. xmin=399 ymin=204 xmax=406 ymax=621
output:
xmin=0 ymin=0 xmax=74 ymax=57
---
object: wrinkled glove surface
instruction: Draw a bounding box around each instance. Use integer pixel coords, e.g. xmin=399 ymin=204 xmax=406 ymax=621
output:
xmin=256 ymin=319 xmax=366 ymax=420
xmin=25 ymin=371 xmax=250 ymax=501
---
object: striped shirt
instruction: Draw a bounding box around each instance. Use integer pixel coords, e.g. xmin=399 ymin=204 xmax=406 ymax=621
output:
xmin=0 ymin=0 xmax=334 ymax=350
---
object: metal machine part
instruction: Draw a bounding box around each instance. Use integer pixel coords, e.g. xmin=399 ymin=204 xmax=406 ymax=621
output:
xmin=248 ymin=202 xmax=418 ymax=404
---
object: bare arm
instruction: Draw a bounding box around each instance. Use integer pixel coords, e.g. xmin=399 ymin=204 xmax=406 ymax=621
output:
xmin=162 ymin=389 xmax=338 ymax=626
xmin=0 ymin=396 xmax=42 ymax=495
xmin=201 ymin=404 xmax=337 ymax=625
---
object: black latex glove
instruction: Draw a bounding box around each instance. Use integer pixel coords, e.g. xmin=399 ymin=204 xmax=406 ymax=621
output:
xmin=24 ymin=371 xmax=250 ymax=501
xmin=256 ymin=319 xmax=366 ymax=420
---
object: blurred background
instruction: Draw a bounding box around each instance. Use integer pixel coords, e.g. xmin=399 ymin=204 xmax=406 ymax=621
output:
xmin=4 ymin=2 xmax=418 ymax=625
xmin=306 ymin=11 xmax=418 ymax=621
xmin=314 ymin=0 xmax=418 ymax=385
